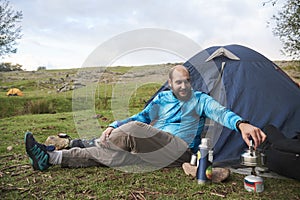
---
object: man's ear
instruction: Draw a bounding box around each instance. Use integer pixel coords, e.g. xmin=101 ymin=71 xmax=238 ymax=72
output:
xmin=168 ymin=79 xmax=172 ymax=88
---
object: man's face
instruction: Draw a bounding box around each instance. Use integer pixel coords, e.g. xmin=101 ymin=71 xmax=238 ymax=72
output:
xmin=168 ymin=69 xmax=192 ymax=101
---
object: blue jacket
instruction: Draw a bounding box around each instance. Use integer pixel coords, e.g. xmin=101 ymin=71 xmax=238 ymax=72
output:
xmin=109 ymin=90 xmax=242 ymax=152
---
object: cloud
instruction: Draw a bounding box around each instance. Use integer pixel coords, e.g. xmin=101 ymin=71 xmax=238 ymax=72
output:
xmin=4 ymin=0 xmax=287 ymax=71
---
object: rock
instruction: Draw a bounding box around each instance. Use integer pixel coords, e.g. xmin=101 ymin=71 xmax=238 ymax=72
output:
xmin=92 ymin=114 xmax=103 ymax=119
xmin=2 ymin=86 xmax=9 ymax=90
xmin=7 ymin=146 xmax=13 ymax=151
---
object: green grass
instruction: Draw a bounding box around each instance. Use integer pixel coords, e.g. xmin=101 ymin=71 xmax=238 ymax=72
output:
xmin=0 ymin=93 xmax=73 ymax=118
xmin=1 ymin=65 xmax=300 ymax=199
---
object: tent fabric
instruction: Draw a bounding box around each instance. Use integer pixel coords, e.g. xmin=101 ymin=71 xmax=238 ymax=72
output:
xmin=6 ymin=88 xmax=23 ymax=96
xmin=147 ymin=44 xmax=300 ymax=163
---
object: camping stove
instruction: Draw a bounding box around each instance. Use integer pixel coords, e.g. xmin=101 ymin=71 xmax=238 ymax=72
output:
xmin=240 ymin=140 xmax=264 ymax=192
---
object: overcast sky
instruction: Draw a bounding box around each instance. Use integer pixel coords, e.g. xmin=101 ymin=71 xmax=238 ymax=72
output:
xmin=3 ymin=0 xmax=286 ymax=71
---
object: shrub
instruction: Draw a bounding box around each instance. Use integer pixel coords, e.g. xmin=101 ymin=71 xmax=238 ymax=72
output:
xmin=24 ymin=99 xmax=55 ymax=114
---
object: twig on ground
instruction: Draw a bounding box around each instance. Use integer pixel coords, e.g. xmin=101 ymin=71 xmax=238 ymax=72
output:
xmin=210 ymin=192 xmax=226 ymax=198
xmin=132 ymin=190 xmax=160 ymax=200
xmin=192 ymin=191 xmax=205 ymax=196
xmin=30 ymin=192 xmax=40 ymax=200
xmin=131 ymin=191 xmax=147 ymax=200
xmin=1 ymin=164 xmax=31 ymax=171
xmin=11 ymin=171 xmax=26 ymax=176
xmin=134 ymin=190 xmax=160 ymax=195
xmin=130 ymin=191 xmax=138 ymax=200
xmin=0 ymin=154 xmax=14 ymax=159
xmin=0 ymin=186 xmax=29 ymax=192
xmin=14 ymin=171 xmax=38 ymax=182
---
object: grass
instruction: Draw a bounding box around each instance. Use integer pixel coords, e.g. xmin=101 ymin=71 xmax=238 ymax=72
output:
xmin=1 ymin=64 xmax=300 ymax=199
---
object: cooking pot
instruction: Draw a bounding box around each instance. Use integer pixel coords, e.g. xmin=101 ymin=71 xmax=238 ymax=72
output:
xmin=241 ymin=149 xmax=266 ymax=167
xmin=241 ymin=149 xmax=260 ymax=167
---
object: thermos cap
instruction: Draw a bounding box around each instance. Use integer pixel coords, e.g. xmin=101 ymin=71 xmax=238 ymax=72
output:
xmin=200 ymin=138 xmax=210 ymax=148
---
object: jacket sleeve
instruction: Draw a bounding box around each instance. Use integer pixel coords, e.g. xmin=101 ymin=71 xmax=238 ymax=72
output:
xmin=200 ymin=94 xmax=242 ymax=132
xmin=109 ymin=95 xmax=160 ymax=128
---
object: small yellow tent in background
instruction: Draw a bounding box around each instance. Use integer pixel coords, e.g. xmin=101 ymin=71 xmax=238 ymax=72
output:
xmin=6 ymin=88 xmax=24 ymax=96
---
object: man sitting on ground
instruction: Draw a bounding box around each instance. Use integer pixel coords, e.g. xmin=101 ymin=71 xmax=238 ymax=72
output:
xmin=25 ymin=65 xmax=266 ymax=174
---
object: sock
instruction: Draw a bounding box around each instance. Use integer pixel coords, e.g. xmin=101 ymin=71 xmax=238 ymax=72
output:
xmin=48 ymin=151 xmax=62 ymax=165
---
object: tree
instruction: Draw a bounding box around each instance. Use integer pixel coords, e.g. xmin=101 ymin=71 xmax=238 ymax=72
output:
xmin=0 ymin=62 xmax=23 ymax=71
xmin=271 ymin=0 xmax=300 ymax=59
xmin=37 ymin=66 xmax=47 ymax=71
xmin=0 ymin=0 xmax=23 ymax=58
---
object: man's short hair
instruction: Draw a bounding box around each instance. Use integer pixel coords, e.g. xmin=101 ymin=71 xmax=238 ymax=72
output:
xmin=168 ymin=65 xmax=189 ymax=80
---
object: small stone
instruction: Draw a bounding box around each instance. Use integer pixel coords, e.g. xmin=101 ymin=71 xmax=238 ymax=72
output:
xmin=7 ymin=146 xmax=13 ymax=151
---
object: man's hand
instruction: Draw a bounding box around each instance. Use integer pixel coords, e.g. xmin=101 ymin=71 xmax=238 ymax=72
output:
xmin=100 ymin=127 xmax=114 ymax=145
xmin=238 ymin=123 xmax=267 ymax=149
xmin=103 ymin=126 xmax=114 ymax=138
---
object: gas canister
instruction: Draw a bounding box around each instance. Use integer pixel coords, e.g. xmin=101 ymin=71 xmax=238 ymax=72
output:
xmin=244 ymin=175 xmax=264 ymax=193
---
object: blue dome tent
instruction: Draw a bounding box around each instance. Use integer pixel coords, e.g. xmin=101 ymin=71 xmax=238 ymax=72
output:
xmin=147 ymin=44 xmax=300 ymax=164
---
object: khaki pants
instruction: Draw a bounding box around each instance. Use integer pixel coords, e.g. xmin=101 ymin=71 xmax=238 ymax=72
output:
xmin=61 ymin=121 xmax=191 ymax=170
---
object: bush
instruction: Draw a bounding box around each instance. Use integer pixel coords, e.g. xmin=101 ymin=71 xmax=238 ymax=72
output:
xmin=24 ymin=99 xmax=55 ymax=114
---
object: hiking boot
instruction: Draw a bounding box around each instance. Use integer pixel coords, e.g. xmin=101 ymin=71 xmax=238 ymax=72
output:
xmin=182 ymin=163 xmax=230 ymax=183
xmin=25 ymin=132 xmax=53 ymax=171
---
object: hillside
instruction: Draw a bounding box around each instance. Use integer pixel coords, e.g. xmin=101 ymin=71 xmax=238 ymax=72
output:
xmin=274 ymin=61 xmax=300 ymax=84
xmin=1 ymin=61 xmax=299 ymax=92
xmin=0 ymin=64 xmax=174 ymax=92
